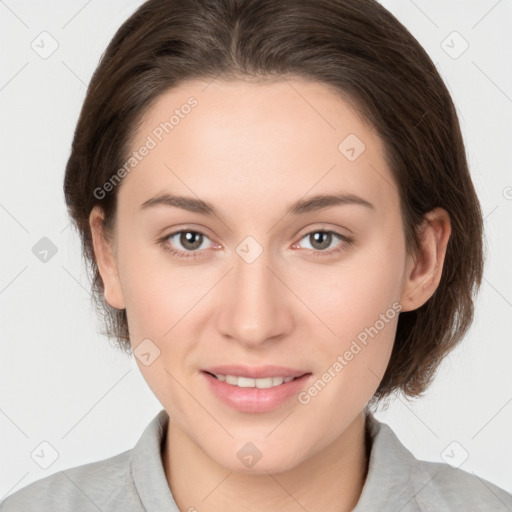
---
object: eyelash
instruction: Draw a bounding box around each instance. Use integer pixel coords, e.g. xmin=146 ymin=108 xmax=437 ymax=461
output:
xmin=157 ymin=228 xmax=354 ymax=260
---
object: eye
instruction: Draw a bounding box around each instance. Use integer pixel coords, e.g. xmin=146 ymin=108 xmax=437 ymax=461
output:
xmin=158 ymin=229 xmax=217 ymax=260
xmin=293 ymin=230 xmax=353 ymax=257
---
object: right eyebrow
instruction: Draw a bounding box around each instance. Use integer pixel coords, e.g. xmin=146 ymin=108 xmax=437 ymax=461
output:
xmin=139 ymin=193 xmax=216 ymax=216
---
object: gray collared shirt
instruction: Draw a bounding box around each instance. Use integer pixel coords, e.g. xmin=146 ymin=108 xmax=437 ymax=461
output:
xmin=1 ymin=409 xmax=511 ymax=511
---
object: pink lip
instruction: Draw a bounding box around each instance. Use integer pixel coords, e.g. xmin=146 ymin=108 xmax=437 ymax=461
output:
xmin=202 ymin=364 xmax=309 ymax=379
xmin=201 ymin=369 xmax=312 ymax=413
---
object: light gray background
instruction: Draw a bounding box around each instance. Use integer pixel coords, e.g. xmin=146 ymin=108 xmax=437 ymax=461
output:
xmin=1 ymin=0 xmax=511 ymax=500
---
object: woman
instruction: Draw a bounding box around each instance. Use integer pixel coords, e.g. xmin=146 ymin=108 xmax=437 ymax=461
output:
xmin=2 ymin=0 xmax=511 ymax=511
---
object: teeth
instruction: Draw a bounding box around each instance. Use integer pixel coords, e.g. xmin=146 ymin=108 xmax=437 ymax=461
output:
xmin=214 ymin=374 xmax=295 ymax=388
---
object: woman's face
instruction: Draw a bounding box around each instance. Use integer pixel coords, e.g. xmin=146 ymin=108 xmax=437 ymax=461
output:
xmin=92 ymin=78 xmax=423 ymax=473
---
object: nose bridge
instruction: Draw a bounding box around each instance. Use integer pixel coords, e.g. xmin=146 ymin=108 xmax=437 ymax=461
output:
xmin=216 ymin=242 xmax=293 ymax=346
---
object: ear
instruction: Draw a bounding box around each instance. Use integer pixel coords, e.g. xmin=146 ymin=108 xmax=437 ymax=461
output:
xmin=89 ymin=205 xmax=126 ymax=310
xmin=400 ymin=207 xmax=451 ymax=312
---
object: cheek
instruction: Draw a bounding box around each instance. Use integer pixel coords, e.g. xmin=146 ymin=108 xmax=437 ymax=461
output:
xmin=297 ymin=273 xmax=400 ymax=436
xmin=304 ymin=237 xmax=404 ymax=340
xmin=294 ymin=236 xmax=403 ymax=407
xmin=116 ymin=237 xmax=203 ymax=335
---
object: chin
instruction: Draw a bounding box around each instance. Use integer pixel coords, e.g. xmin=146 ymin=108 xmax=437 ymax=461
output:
xmin=209 ymin=443 xmax=306 ymax=475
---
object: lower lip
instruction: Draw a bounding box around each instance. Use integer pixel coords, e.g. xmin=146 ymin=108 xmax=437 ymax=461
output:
xmin=201 ymin=371 xmax=312 ymax=413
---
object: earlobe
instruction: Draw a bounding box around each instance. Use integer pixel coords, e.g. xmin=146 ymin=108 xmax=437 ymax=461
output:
xmin=400 ymin=208 xmax=451 ymax=312
xmin=89 ymin=206 xmax=126 ymax=310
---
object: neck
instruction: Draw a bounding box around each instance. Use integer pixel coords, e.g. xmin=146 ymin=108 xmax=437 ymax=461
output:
xmin=162 ymin=411 xmax=371 ymax=512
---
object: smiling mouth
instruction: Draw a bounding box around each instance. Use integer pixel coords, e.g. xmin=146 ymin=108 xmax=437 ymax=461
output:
xmin=203 ymin=371 xmax=308 ymax=389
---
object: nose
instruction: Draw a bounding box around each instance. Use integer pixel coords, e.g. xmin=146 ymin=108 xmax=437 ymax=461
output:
xmin=215 ymin=248 xmax=295 ymax=348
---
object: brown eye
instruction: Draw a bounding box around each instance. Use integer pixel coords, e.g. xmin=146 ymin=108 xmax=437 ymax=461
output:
xmin=308 ymin=231 xmax=334 ymax=251
xmin=177 ymin=231 xmax=204 ymax=251
xmin=160 ymin=229 xmax=213 ymax=260
xmin=294 ymin=230 xmax=354 ymax=258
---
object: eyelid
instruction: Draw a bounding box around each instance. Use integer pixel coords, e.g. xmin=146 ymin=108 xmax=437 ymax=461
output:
xmin=294 ymin=222 xmax=353 ymax=240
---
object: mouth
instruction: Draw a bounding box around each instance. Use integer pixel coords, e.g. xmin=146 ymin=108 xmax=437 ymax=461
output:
xmin=202 ymin=371 xmax=307 ymax=389
xmin=200 ymin=368 xmax=313 ymax=413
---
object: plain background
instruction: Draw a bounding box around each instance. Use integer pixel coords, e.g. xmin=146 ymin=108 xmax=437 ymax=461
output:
xmin=1 ymin=0 xmax=511 ymax=500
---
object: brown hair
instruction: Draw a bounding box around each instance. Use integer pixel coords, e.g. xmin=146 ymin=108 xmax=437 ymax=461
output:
xmin=63 ymin=0 xmax=484 ymax=406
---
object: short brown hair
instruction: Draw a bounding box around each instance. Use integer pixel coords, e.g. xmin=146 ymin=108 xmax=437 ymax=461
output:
xmin=63 ymin=0 xmax=484 ymax=405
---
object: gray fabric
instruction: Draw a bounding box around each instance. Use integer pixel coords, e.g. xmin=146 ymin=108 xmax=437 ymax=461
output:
xmin=1 ymin=409 xmax=511 ymax=511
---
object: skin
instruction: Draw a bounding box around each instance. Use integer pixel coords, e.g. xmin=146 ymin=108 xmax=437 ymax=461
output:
xmin=89 ymin=78 xmax=451 ymax=512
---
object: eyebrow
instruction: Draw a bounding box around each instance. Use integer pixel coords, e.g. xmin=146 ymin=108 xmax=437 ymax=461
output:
xmin=139 ymin=191 xmax=375 ymax=217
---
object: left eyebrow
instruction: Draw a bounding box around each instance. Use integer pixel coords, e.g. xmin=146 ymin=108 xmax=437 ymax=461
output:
xmin=288 ymin=192 xmax=375 ymax=215
xmin=138 ymin=192 xmax=375 ymax=216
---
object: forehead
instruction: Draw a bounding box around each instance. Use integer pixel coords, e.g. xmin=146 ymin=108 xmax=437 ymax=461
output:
xmin=118 ymin=78 xmax=398 ymax=219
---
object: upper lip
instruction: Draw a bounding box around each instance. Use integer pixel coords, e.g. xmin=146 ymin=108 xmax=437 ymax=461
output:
xmin=202 ymin=365 xmax=310 ymax=379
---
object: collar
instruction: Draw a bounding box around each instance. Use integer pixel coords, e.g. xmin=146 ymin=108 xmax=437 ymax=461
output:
xmin=130 ymin=409 xmax=180 ymax=511
xmin=352 ymin=411 xmax=422 ymax=511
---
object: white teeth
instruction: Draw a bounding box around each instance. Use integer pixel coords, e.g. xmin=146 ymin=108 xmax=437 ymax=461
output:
xmin=214 ymin=374 xmax=296 ymax=388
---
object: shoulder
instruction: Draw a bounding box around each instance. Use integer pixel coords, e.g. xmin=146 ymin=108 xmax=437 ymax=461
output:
xmin=411 ymin=457 xmax=512 ymax=511
xmin=0 ymin=449 xmax=142 ymax=512
xmin=359 ymin=413 xmax=512 ymax=512
xmin=0 ymin=410 xmax=172 ymax=512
